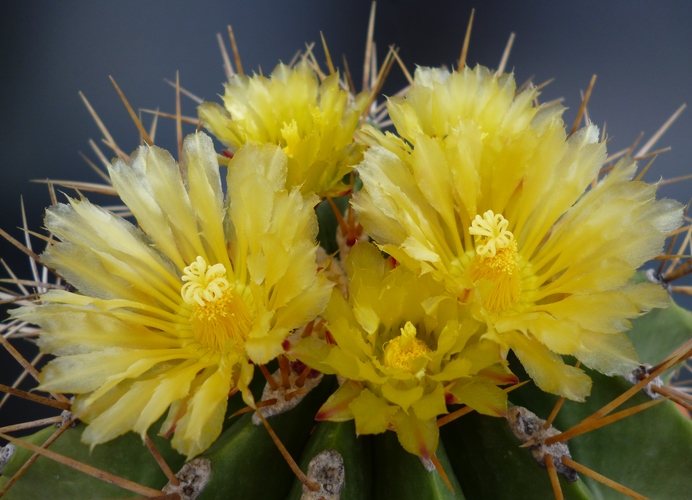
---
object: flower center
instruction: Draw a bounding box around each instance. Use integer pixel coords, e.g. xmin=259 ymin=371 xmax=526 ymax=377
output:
xmin=280 ymin=119 xmax=300 ymax=157
xmin=383 ymin=322 xmax=431 ymax=374
xmin=181 ymin=256 xmax=252 ymax=351
xmin=468 ymin=211 xmax=521 ymax=312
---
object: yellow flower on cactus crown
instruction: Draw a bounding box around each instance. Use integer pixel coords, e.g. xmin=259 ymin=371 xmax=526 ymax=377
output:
xmin=353 ymin=65 xmax=683 ymax=401
xmin=289 ymin=242 xmax=516 ymax=459
xmin=199 ymin=61 xmax=369 ymax=198
xmin=13 ymin=132 xmax=331 ymax=459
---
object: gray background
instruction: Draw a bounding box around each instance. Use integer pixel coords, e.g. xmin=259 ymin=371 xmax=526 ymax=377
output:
xmin=1 ymin=1 xmax=691 ymax=424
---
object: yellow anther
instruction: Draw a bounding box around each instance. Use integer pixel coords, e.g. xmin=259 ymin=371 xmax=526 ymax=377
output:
xmin=468 ymin=212 xmax=521 ymax=312
xmin=469 ymin=210 xmax=514 ymax=257
xmin=383 ymin=322 xmax=431 ymax=373
xmin=181 ymin=256 xmax=252 ymax=351
xmin=181 ymin=256 xmax=230 ymax=306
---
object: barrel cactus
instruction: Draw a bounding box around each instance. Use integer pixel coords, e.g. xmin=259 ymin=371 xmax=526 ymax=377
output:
xmin=1 ymin=7 xmax=691 ymax=500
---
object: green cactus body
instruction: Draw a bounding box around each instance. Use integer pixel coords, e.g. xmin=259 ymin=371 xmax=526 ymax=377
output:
xmin=0 ymin=419 xmax=185 ymax=499
xmin=196 ymin=376 xmax=336 ymax=500
xmin=287 ymin=421 xmax=372 ymax=500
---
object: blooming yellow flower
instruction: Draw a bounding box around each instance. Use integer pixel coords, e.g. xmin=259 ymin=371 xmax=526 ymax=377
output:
xmin=199 ymin=61 xmax=368 ymax=198
xmin=353 ymin=65 xmax=683 ymax=401
xmin=14 ymin=133 xmax=331 ymax=459
xmin=290 ymin=242 xmax=515 ymax=459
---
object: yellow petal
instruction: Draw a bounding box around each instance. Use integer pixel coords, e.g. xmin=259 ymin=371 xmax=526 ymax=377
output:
xmin=182 ymin=132 xmax=231 ymax=269
xmin=316 ymin=380 xmax=362 ymax=421
xmin=42 ymin=199 xmax=181 ymax=306
xmin=349 ymin=388 xmax=397 ymax=435
xmin=14 ymin=304 xmax=180 ymax=356
xmin=109 ymin=138 xmax=217 ymax=270
xmin=381 ymin=382 xmax=424 ymax=411
xmin=506 ymin=330 xmax=591 ymax=401
xmin=391 ymin=408 xmax=439 ymax=459
xmin=411 ymin=382 xmax=448 ymax=421
xmin=171 ymin=358 xmax=234 ymax=460
xmin=447 ymin=378 xmax=508 ymax=416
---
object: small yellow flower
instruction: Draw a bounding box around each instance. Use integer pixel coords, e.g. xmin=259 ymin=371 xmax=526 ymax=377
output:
xmin=353 ymin=65 xmax=683 ymax=401
xmin=199 ymin=61 xmax=368 ymax=198
xmin=14 ymin=133 xmax=331 ymax=459
xmin=290 ymin=242 xmax=515 ymax=459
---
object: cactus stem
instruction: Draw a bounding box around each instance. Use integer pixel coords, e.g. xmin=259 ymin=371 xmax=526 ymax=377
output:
xmin=252 ymin=369 xmax=323 ymax=424
xmin=360 ymin=45 xmax=397 ymax=128
xmin=227 ymin=398 xmax=278 ymax=420
xmin=543 ymin=454 xmax=564 ymax=500
xmin=78 ymin=91 xmax=127 ymax=161
xmin=360 ymin=1 xmax=376 ymax=93
xmin=216 ymin=29 xmax=235 ymax=80
xmin=544 ymin=397 xmax=566 ymax=430
xmin=437 ymin=380 xmax=530 ymax=427
xmin=670 ymin=285 xmax=692 ymax=295
xmin=496 ymin=32 xmax=515 ymax=75
xmin=0 ymin=432 xmax=163 ymax=497
xmin=545 ymin=398 xmax=665 ymax=446
xmin=163 ymin=458 xmax=211 ymax=500
xmin=650 ymin=385 xmax=692 ymax=412
xmin=544 ymin=362 xmax=581 ymax=429
xmin=302 ymin=450 xmax=345 ymax=500
xmin=138 ymin=108 xmax=200 ymax=127
xmin=560 ymin=456 xmax=648 ymax=500
xmin=260 ymin=363 xmax=280 ymax=391
xmin=0 ymin=444 xmax=15 ymax=477
xmin=225 ymin=25 xmax=244 ymax=76
xmin=635 ymin=102 xmax=687 ymax=160
xmin=506 ymin=407 xmax=577 ymax=482
xmin=457 ymin=9 xmax=475 ymax=72
xmin=174 ymin=71 xmax=183 ymax=161
xmin=0 ymin=415 xmax=62 ymax=434
xmin=301 ymin=319 xmax=316 ymax=338
xmin=295 ymin=364 xmax=312 ymax=388
xmin=145 ymin=435 xmax=179 ymax=487
xmin=319 ymin=32 xmax=336 ymax=77
xmin=626 ymin=365 xmax=665 ymax=399
xmin=660 ymin=205 xmax=692 ymax=276
xmin=437 ymin=405 xmax=473 ymax=427
xmin=570 ymin=75 xmax=597 ymax=136
xmin=0 ymin=292 xmax=40 ymax=306
xmin=648 ymin=342 xmax=692 ymax=375
xmin=0 ymin=383 xmax=70 ymax=411
xmin=632 ymin=155 xmax=657 ymax=183
xmin=0 ymin=322 xmax=67 ymax=404
xmin=0 ymin=415 xmax=74 ymax=495
xmin=279 ymin=354 xmax=292 ymax=389
xmin=254 ymin=410 xmax=320 ymax=492
xmin=505 ymin=380 xmax=531 ymax=392
xmin=326 ymin=196 xmax=349 ymax=239
xmin=636 ymin=146 xmax=676 ymax=164
xmin=153 ymin=493 xmax=184 ymax=499
xmin=285 ymin=388 xmax=309 ymax=401
xmin=663 ymin=256 xmax=692 ymax=282
xmin=652 ymin=251 xmax=690 ymax=258
xmin=585 ymin=339 xmax=692 ymax=423
xmin=429 ymin=453 xmax=455 ymax=493
xmin=108 ymin=76 xmax=153 ymax=147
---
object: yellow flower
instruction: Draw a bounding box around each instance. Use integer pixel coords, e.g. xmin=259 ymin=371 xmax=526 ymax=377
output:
xmin=14 ymin=133 xmax=331 ymax=459
xmin=290 ymin=242 xmax=515 ymax=459
xmin=199 ymin=61 xmax=368 ymax=198
xmin=353 ymin=66 xmax=683 ymax=401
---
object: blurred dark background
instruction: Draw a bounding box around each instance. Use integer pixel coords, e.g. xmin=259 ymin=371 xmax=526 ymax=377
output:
xmin=1 ymin=1 xmax=691 ymax=427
